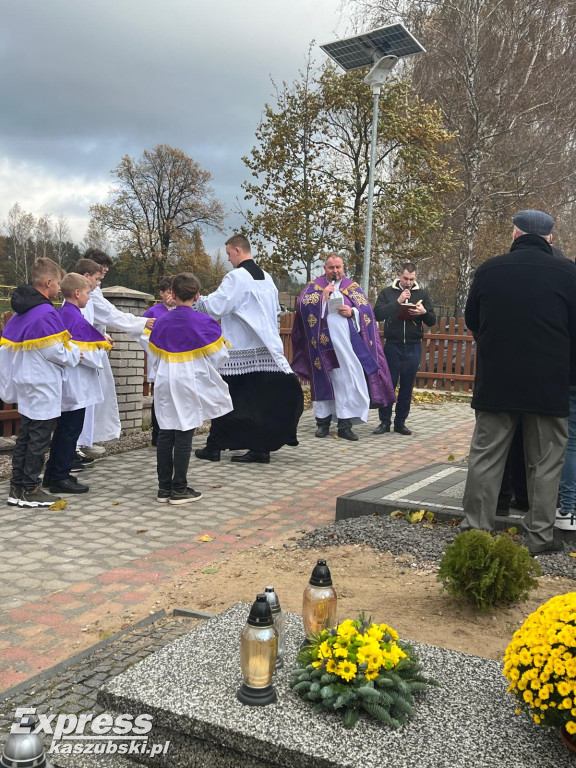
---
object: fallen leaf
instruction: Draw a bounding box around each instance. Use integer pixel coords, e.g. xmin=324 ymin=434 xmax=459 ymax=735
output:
xmin=422 ymin=523 xmax=434 ymax=530
xmin=407 ymin=510 xmax=425 ymax=524
xmin=424 ymin=511 xmax=435 ymax=522
xmin=111 ymin=501 xmax=120 ymax=506
xmin=136 ymin=529 xmax=148 ymax=534
xmin=506 ymin=527 xmax=518 ymax=536
xmin=570 ymin=553 xmax=576 ymax=558
xmin=202 ymin=567 xmax=218 ymax=574
xmin=212 ymin=484 xmax=223 ymax=489
xmin=447 ymin=453 xmax=456 ymax=461
xmin=196 ymin=534 xmax=214 ymax=542
xmin=389 ymin=510 xmax=403 ymax=519
xmin=49 ymin=499 xmax=68 ymax=510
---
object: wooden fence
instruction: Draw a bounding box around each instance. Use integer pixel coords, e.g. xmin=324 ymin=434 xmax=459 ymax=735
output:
xmin=0 ymin=311 xmax=476 ymax=437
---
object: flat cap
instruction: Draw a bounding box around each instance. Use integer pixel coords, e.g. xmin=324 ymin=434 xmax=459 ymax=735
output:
xmin=513 ymin=209 xmax=554 ymax=236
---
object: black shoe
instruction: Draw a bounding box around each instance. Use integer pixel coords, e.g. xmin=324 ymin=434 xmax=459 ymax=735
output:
xmin=169 ymin=487 xmax=203 ymax=505
xmin=50 ymin=477 xmax=89 ymax=494
xmin=337 ymin=427 xmax=359 ymax=441
xmin=315 ymin=417 xmax=331 ymax=438
xmin=195 ymin=447 xmax=221 ymax=462
xmin=394 ymin=424 xmax=412 ymax=435
xmin=231 ymin=451 xmax=270 ymax=464
xmin=510 ymin=498 xmax=529 ymax=513
xmin=157 ymin=488 xmax=171 ymax=504
xmin=496 ymin=506 xmax=509 ymax=517
xmin=337 ymin=418 xmax=358 ymax=441
xmin=70 ymin=460 xmax=86 ymax=474
xmin=372 ymin=423 xmax=390 ymax=435
xmin=75 ymin=450 xmax=95 ymax=467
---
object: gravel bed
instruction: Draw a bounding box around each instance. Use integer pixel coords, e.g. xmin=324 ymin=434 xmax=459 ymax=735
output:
xmin=293 ymin=514 xmax=576 ymax=580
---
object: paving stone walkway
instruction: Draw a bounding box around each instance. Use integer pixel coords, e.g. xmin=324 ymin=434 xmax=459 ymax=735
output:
xmin=0 ymin=403 xmax=475 ymax=692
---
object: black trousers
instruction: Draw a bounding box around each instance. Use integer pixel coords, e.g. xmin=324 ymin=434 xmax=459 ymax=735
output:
xmin=11 ymin=416 xmax=54 ymax=490
xmin=157 ymin=428 xmax=195 ymax=492
xmin=45 ymin=408 xmax=86 ymax=482
xmin=151 ymin=399 xmax=160 ymax=445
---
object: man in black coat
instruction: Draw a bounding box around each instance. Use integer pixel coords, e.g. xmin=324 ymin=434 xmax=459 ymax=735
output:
xmin=461 ymin=210 xmax=576 ymax=555
xmin=373 ymin=263 xmax=436 ymax=435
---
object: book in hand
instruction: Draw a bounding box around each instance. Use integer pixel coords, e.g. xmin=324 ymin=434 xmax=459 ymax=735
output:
xmin=397 ymin=302 xmax=420 ymax=321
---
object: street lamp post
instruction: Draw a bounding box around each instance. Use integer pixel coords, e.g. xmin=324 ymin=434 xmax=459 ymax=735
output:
xmin=320 ymin=24 xmax=425 ymax=294
xmin=362 ymin=55 xmax=399 ymax=294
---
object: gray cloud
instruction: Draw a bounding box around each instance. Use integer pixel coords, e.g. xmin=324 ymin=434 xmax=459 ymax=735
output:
xmin=0 ymin=0 xmax=346 ymax=242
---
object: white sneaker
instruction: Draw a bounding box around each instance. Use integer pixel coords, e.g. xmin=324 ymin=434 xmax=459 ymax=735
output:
xmin=555 ymin=510 xmax=576 ymax=530
xmin=80 ymin=444 xmax=106 ymax=457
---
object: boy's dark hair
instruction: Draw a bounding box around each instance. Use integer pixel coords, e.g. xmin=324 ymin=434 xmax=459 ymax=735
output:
xmin=159 ymin=276 xmax=173 ymax=292
xmin=171 ymin=273 xmax=200 ymax=302
xmin=84 ymin=247 xmax=113 ymax=267
xmin=400 ymin=262 xmax=417 ymax=274
xmin=32 ymin=258 xmax=65 ymax=285
xmin=225 ymin=234 xmax=251 ymax=252
xmin=75 ymin=258 xmax=103 ymax=276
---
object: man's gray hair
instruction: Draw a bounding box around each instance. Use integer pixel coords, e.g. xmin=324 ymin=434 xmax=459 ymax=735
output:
xmin=324 ymin=252 xmax=344 ymax=265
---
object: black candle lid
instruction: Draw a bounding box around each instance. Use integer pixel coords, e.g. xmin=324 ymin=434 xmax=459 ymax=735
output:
xmin=309 ymin=558 xmax=333 ymax=587
xmin=247 ymin=594 xmax=274 ymax=627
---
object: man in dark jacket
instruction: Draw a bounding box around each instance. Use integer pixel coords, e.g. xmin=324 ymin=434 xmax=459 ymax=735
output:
xmin=461 ymin=210 xmax=576 ymax=556
xmin=373 ymin=263 xmax=436 ymax=435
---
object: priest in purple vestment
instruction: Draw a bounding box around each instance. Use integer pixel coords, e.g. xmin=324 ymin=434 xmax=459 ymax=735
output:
xmin=291 ymin=254 xmax=395 ymax=441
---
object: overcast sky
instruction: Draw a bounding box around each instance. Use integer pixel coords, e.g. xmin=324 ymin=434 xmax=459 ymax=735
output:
xmin=0 ymin=0 xmax=350 ymax=254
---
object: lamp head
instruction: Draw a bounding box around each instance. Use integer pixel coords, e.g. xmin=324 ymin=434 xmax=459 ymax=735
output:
xmin=363 ymin=55 xmax=399 ymax=87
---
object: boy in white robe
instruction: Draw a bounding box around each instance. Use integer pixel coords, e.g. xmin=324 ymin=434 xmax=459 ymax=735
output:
xmin=76 ymin=250 xmax=154 ymax=452
xmin=0 ymin=258 xmax=80 ymax=508
xmin=148 ymin=273 xmax=232 ymax=505
xmin=43 ymin=274 xmax=110 ymax=495
xmin=140 ymin=276 xmax=175 ymax=446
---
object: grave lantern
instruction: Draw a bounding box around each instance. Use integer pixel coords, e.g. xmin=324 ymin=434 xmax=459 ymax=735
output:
xmin=237 ymin=594 xmax=278 ymax=706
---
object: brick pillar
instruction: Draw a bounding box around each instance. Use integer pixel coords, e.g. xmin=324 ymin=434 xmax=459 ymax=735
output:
xmin=101 ymin=286 xmax=154 ymax=435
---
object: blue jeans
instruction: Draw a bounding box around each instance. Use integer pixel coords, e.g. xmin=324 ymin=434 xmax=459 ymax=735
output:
xmin=559 ymin=393 xmax=576 ymax=515
xmin=378 ymin=342 xmax=421 ymax=427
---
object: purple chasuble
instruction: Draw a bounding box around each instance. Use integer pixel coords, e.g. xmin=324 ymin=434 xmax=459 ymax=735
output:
xmin=60 ymin=303 xmax=110 ymax=348
xmin=291 ymin=275 xmax=395 ymax=407
xmin=0 ymin=303 xmax=70 ymax=348
xmin=149 ymin=305 xmax=226 ymax=360
xmin=143 ymin=302 xmax=170 ymax=320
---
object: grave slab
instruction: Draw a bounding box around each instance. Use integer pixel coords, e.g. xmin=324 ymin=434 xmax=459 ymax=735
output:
xmin=335 ymin=462 xmax=576 ymax=543
xmin=97 ymin=603 xmax=569 ymax=768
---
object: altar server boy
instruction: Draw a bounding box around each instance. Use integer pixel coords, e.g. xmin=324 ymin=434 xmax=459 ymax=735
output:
xmin=0 ymin=258 xmax=80 ymax=508
xmin=148 ymin=273 xmax=233 ymax=505
xmin=42 ymin=274 xmax=111 ymax=495
xmin=77 ymin=248 xmax=154 ymax=451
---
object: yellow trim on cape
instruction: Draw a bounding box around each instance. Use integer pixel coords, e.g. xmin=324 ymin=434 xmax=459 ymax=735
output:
xmin=149 ymin=335 xmax=230 ymax=363
xmin=143 ymin=327 xmax=152 ymax=337
xmin=0 ymin=330 xmax=72 ymax=351
xmin=71 ymin=339 xmax=113 ymax=351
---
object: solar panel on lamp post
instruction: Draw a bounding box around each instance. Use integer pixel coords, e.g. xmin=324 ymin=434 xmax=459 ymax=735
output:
xmin=320 ymin=24 xmax=426 ymax=295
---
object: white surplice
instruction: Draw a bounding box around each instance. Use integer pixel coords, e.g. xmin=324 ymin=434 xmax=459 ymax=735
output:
xmin=79 ymin=287 xmax=147 ymax=443
xmin=0 ymin=342 xmax=80 ymax=420
xmin=195 ymin=268 xmax=292 ymax=375
xmin=148 ymin=345 xmax=233 ymax=432
xmin=312 ymin=282 xmax=370 ymax=424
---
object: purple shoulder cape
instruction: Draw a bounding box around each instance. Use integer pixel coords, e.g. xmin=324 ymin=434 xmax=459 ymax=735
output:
xmin=143 ymin=303 xmax=170 ymax=319
xmin=149 ymin=305 xmax=228 ymax=362
xmin=0 ymin=303 xmax=71 ymax=351
xmin=291 ymin=275 xmax=395 ymax=407
xmin=60 ymin=303 xmax=111 ymax=349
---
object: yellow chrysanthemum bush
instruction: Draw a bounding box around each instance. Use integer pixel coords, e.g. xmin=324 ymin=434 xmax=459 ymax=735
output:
xmin=503 ymin=593 xmax=576 ymax=738
xmin=290 ymin=614 xmax=438 ymax=728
